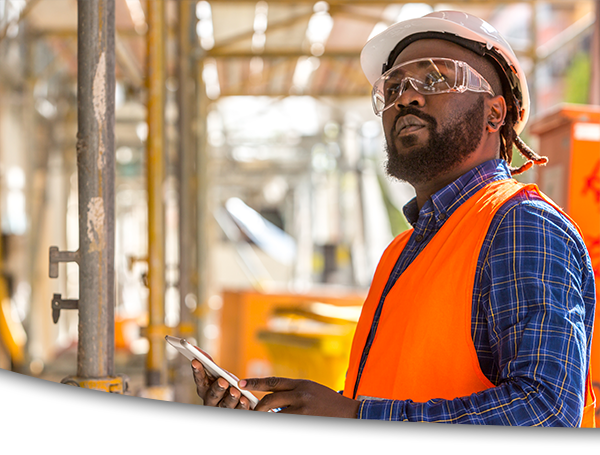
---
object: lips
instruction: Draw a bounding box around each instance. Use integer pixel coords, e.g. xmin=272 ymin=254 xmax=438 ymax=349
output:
xmin=395 ymin=114 xmax=427 ymax=136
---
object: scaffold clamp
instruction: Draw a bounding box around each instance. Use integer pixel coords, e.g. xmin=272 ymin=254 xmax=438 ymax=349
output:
xmin=61 ymin=374 xmax=130 ymax=394
xmin=52 ymin=294 xmax=79 ymax=324
xmin=49 ymin=246 xmax=79 ymax=279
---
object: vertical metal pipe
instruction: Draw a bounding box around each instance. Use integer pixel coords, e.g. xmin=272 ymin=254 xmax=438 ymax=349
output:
xmin=145 ymin=0 xmax=167 ymax=387
xmin=177 ymin=0 xmax=197 ymax=342
xmin=174 ymin=0 xmax=198 ymax=403
xmin=196 ymin=59 xmax=210 ymax=348
xmin=76 ymin=0 xmax=116 ymax=379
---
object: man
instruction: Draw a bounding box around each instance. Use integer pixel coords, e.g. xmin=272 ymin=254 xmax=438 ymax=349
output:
xmin=191 ymin=11 xmax=596 ymax=426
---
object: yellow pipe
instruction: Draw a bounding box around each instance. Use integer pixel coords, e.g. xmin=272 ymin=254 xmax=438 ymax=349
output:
xmin=0 ymin=196 xmax=25 ymax=366
xmin=145 ymin=0 xmax=167 ymax=387
xmin=0 ymin=281 xmax=26 ymax=366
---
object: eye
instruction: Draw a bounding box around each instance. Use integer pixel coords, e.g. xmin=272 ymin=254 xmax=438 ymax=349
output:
xmin=423 ymin=71 xmax=445 ymax=89
xmin=384 ymin=82 xmax=401 ymax=98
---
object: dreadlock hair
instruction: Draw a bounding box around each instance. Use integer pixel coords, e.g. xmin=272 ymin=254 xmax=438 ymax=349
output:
xmin=498 ymin=85 xmax=548 ymax=176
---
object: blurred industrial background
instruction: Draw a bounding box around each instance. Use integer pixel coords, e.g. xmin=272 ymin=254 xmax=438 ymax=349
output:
xmin=0 ymin=0 xmax=598 ymax=410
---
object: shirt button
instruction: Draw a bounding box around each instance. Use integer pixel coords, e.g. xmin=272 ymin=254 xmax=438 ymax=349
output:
xmin=415 ymin=234 xmax=424 ymax=242
xmin=439 ymin=213 xmax=446 ymax=221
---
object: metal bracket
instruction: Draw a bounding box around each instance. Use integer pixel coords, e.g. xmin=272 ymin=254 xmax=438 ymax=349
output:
xmin=127 ymin=256 xmax=149 ymax=287
xmin=52 ymin=294 xmax=79 ymax=324
xmin=49 ymin=246 xmax=79 ymax=279
xmin=49 ymin=247 xmax=80 ymax=323
xmin=61 ymin=374 xmax=130 ymax=394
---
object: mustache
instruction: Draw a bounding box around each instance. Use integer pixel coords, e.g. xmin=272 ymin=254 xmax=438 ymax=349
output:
xmin=392 ymin=107 xmax=437 ymax=134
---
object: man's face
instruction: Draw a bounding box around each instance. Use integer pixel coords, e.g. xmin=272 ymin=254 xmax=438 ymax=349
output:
xmin=381 ymin=40 xmax=488 ymax=185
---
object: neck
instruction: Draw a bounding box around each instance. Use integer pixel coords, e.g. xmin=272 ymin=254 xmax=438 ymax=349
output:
xmin=413 ymin=136 xmax=500 ymax=210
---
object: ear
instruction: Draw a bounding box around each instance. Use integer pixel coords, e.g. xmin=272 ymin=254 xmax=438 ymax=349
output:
xmin=485 ymin=95 xmax=507 ymax=133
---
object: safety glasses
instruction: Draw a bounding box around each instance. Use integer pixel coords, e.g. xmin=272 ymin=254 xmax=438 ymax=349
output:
xmin=371 ymin=57 xmax=495 ymax=116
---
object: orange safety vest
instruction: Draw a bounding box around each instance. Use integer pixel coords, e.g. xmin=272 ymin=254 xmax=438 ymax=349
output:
xmin=343 ymin=179 xmax=596 ymax=427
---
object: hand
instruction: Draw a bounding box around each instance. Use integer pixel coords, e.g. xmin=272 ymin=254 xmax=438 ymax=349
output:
xmin=190 ymin=350 xmax=251 ymax=410
xmin=239 ymin=377 xmax=360 ymax=418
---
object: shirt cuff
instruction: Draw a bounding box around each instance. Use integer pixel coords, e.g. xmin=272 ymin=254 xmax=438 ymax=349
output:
xmin=357 ymin=399 xmax=407 ymax=420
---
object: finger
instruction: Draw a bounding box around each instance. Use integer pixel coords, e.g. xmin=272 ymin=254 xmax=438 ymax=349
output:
xmin=192 ymin=359 xmax=216 ymax=382
xmin=253 ymin=390 xmax=299 ymax=413
xmin=203 ymin=377 xmax=229 ymax=407
xmin=191 ymin=359 xmax=204 ymax=375
xmin=191 ymin=352 xmax=236 ymax=381
xmin=235 ymin=396 xmax=251 ymax=411
xmin=219 ymin=386 xmax=242 ymax=409
xmin=191 ymin=361 xmax=210 ymax=395
xmin=275 ymin=406 xmax=298 ymax=414
xmin=239 ymin=377 xmax=298 ymax=392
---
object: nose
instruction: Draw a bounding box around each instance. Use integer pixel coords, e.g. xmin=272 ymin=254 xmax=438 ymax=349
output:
xmin=393 ymin=79 xmax=425 ymax=110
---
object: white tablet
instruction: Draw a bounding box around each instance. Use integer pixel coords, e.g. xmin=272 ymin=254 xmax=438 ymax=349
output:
xmin=165 ymin=335 xmax=259 ymax=409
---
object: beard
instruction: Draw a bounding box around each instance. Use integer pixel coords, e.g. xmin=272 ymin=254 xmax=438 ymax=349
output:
xmin=384 ymin=97 xmax=485 ymax=185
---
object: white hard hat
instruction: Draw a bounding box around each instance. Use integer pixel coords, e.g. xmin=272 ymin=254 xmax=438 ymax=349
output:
xmin=361 ymin=11 xmax=529 ymax=134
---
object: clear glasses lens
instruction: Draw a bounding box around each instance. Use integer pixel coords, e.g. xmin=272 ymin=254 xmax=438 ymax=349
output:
xmin=371 ymin=58 xmax=494 ymax=116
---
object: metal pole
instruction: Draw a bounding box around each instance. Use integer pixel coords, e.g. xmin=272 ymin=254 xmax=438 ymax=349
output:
xmin=174 ymin=0 xmax=198 ymax=403
xmin=48 ymin=0 xmax=125 ymax=393
xmin=145 ymin=0 xmax=167 ymax=389
xmin=177 ymin=0 xmax=197 ymax=344
xmin=196 ymin=58 xmax=211 ymax=349
xmin=76 ymin=0 xmax=115 ymax=379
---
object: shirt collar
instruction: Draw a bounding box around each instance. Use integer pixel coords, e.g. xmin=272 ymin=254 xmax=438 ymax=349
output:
xmin=402 ymin=159 xmax=512 ymax=228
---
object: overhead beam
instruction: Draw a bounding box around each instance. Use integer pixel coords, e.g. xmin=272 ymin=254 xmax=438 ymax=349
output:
xmin=218 ymin=89 xmax=370 ymax=97
xmin=208 ymin=0 xmax=579 ymax=4
xmin=327 ymin=58 xmax=370 ymax=88
xmin=333 ymin=5 xmax=392 ymax=26
xmin=209 ymin=9 xmax=314 ymax=53
xmin=207 ymin=50 xmax=360 ymax=58
xmin=32 ymin=29 xmax=143 ymax=38
xmin=223 ymin=59 xmax=290 ymax=96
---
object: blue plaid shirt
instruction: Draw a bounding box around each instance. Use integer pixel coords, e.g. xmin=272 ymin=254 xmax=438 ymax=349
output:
xmin=355 ymin=159 xmax=596 ymax=425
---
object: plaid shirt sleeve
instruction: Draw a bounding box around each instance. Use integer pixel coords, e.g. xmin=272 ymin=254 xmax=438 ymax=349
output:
xmin=357 ymin=193 xmax=596 ymax=425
